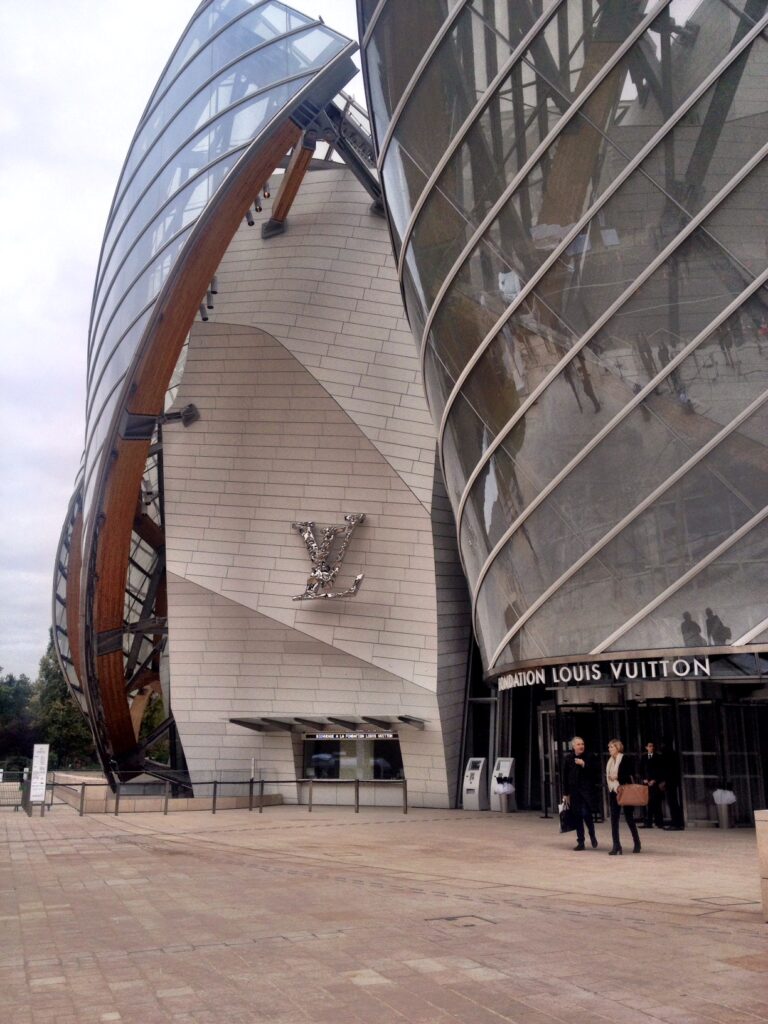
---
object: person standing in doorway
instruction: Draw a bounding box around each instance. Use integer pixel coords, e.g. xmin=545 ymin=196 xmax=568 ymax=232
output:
xmin=606 ymin=739 xmax=642 ymax=855
xmin=562 ymin=736 xmax=599 ymax=851
xmin=640 ymin=740 xmax=665 ymax=829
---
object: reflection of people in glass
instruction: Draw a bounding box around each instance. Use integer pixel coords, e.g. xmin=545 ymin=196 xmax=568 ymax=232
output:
xmin=680 ymin=611 xmax=706 ymax=647
xmin=606 ymin=739 xmax=642 ymax=855
xmin=718 ymin=323 xmax=735 ymax=368
xmin=656 ymin=337 xmax=669 ymax=367
xmin=637 ymin=331 xmax=657 ymax=380
xmin=705 ymin=607 xmax=732 ymax=646
xmin=576 ymin=354 xmax=601 ymax=413
xmin=755 ymin=317 xmax=767 ymax=355
xmin=562 ymin=361 xmax=583 ymax=412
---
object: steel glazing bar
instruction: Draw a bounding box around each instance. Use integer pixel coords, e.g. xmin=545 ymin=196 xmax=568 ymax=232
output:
xmin=135 ymin=1 xmax=274 ymax=134
xmin=488 ymin=386 xmax=768 ymax=669
xmin=361 ymin=0 xmax=388 ymax=50
xmin=417 ymin=0 xmax=673 ymax=400
xmin=375 ymin=0 xmax=475 ymax=170
xmin=590 ymin=504 xmax=768 ymax=655
xmin=395 ymin=0 xmax=566 ymax=282
xmin=734 ymin=615 xmax=768 ymax=645
xmin=96 ymin=17 xmax=325 ymax=300
xmin=89 ymin=58 xmax=328 ymax=373
xmin=474 ymin=262 xmax=768 ymax=645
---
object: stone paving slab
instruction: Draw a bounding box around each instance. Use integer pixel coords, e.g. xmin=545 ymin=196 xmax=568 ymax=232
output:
xmin=1 ymin=804 xmax=766 ymax=1023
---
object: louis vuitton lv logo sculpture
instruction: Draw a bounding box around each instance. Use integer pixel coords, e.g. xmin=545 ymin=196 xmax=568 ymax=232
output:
xmin=291 ymin=513 xmax=366 ymax=600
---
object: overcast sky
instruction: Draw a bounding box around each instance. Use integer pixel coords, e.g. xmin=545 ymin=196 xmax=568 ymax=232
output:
xmin=0 ymin=0 xmax=360 ymax=679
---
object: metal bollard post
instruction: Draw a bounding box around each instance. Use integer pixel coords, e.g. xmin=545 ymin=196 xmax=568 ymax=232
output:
xmin=79 ymin=783 xmax=86 ymax=817
xmin=354 ymin=779 xmax=360 ymax=813
xmin=248 ymin=778 xmax=254 ymax=812
xmin=308 ymin=779 xmax=313 ymax=813
xmin=114 ymin=782 xmax=121 ymax=816
xmin=212 ymin=780 xmax=218 ymax=814
xmin=164 ymin=780 xmax=170 ymax=815
xmin=402 ymin=779 xmax=408 ymax=815
xmin=259 ymin=778 xmax=265 ymax=814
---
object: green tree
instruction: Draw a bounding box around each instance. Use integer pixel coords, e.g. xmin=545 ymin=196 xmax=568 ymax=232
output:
xmin=31 ymin=636 xmax=97 ymax=769
xmin=139 ymin=690 xmax=170 ymax=764
xmin=0 ymin=671 xmax=34 ymax=770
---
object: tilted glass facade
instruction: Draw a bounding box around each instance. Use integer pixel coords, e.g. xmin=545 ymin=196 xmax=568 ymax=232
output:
xmin=53 ymin=0 xmax=357 ymax=777
xmin=83 ymin=0 xmax=353 ymax=529
xmin=360 ymin=0 xmax=768 ymax=674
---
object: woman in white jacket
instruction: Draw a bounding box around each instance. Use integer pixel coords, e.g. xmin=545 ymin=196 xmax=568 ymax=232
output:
xmin=606 ymin=739 xmax=642 ymax=856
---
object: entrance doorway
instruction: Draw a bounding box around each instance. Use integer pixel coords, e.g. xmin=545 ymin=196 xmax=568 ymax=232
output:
xmin=534 ymin=699 xmax=767 ymax=826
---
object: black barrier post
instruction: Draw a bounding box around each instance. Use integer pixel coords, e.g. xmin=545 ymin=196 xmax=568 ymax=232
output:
xmin=79 ymin=783 xmax=86 ymax=817
xmin=248 ymin=778 xmax=254 ymax=812
xmin=354 ymin=779 xmax=360 ymax=813
xmin=164 ymin=780 xmax=170 ymax=815
xmin=308 ymin=779 xmax=313 ymax=813
xmin=212 ymin=780 xmax=218 ymax=814
xmin=402 ymin=779 xmax=408 ymax=814
xmin=259 ymin=778 xmax=265 ymax=814
xmin=114 ymin=782 xmax=121 ymax=816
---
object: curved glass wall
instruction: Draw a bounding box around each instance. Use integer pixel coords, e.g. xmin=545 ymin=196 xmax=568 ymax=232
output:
xmin=56 ymin=0 xmax=357 ymax=778
xmin=83 ymin=1 xmax=353 ymax=532
xmin=361 ymin=0 xmax=768 ymax=671
xmin=52 ymin=479 xmax=89 ymax=715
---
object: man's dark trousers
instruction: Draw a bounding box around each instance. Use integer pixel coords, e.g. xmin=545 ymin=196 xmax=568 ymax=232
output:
xmin=572 ymin=795 xmax=595 ymax=846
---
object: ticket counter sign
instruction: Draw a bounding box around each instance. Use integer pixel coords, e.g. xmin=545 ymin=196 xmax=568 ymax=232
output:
xmin=29 ymin=744 xmax=50 ymax=803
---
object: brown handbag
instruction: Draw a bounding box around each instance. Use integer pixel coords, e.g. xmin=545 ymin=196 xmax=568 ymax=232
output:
xmin=617 ymin=783 xmax=649 ymax=807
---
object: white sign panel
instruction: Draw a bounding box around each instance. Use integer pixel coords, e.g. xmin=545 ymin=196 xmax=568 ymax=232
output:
xmin=29 ymin=744 xmax=50 ymax=803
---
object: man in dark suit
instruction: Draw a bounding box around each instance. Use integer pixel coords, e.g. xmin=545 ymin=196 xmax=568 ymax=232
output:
xmin=562 ymin=736 xmax=599 ymax=850
xmin=640 ymin=740 xmax=665 ymax=828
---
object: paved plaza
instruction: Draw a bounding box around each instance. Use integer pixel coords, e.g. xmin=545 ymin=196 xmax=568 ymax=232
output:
xmin=1 ymin=804 xmax=767 ymax=1024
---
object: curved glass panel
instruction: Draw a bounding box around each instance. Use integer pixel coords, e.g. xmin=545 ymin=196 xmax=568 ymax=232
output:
xmin=87 ymin=228 xmax=195 ymax=429
xmin=484 ymin=398 xmax=768 ymax=664
xmin=82 ymin=12 xmax=353 ymax=533
xmin=110 ymin=2 xmax=313 ymax=226
xmin=52 ymin=485 xmax=89 ymax=712
xmin=57 ymin=1 xmax=357 ymax=783
xmin=606 ymin=513 xmax=768 ymax=654
xmin=363 ymin=0 xmax=768 ymax=670
xmin=426 ymin=24 xmax=768 ymax=447
xmin=97 ymin=26 xmax=340 ymax=309
xmin=364 ymin=0 xmax=455 ymax=148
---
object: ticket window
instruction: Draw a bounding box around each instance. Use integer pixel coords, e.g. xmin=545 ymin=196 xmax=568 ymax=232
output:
xmin=303 ymin=736 xmax=404 ymax=781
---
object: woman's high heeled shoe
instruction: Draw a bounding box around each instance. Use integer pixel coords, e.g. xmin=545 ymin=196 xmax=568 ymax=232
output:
xmin=609 ymin=845 xmax=622 ymax=855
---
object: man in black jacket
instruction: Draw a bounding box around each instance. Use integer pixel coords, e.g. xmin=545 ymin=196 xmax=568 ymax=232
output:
xmin=640 ymin=740 xmax=665 ymax=828
xmin=562 ymin=736 xmax=598 ymax=850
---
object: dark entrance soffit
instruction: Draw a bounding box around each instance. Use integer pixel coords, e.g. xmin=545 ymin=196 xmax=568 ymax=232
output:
xmin=229 ymin=715 xmax=425 ymax=732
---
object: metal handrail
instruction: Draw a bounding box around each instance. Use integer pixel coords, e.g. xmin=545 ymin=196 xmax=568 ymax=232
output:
xmin=49 ymin=775 xmax=408 ymax=816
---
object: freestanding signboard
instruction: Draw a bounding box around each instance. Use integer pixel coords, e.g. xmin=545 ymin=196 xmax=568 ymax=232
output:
xmin=29 ymin=744 xmax=50 ymax=804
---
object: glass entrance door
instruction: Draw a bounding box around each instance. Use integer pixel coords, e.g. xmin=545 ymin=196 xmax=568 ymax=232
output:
xmin=722 ymin=703 xmax=767 ymax=824
xmin=526 ymin=694 xmax=765 ymax=824
xmin=538 ymin=704 xmax=602 ymax=816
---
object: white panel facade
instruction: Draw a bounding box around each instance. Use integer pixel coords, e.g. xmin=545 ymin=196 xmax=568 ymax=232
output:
xmin=163 ymin=168 xmax=471 ymax=807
